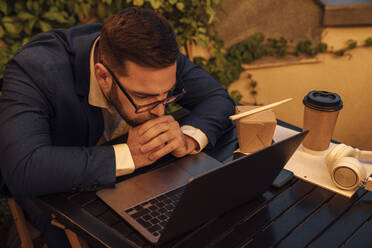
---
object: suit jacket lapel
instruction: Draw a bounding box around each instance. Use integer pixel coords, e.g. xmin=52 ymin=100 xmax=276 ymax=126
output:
xmin=71 ymin=24 xmax=104 ymax=146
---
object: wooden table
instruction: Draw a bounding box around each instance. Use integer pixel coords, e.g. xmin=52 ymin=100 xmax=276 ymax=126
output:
xmin=36 ymin=122 xmax=372 ymax=248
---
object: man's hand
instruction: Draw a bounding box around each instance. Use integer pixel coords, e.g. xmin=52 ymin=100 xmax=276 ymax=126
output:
xmin=127 ymin=125 xmax=162 ymax=169
xmin=127 ymin=115 xmax=198 ymax=169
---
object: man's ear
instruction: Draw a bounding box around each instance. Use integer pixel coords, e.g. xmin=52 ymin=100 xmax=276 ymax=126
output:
xmin=95 ymin=63 xmax=112 ymax=94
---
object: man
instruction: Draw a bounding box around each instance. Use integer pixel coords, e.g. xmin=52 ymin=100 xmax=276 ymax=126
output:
xmin=0 ymin=7 xmax=235 ymax=247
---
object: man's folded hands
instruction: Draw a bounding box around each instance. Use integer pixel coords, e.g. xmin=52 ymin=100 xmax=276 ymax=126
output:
xmin=127 ymin=115 xmax=198 ymax=169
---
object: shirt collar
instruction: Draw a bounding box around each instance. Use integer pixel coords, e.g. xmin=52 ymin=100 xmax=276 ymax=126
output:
xmin=88 ymin=36 xmax=110 ymax=109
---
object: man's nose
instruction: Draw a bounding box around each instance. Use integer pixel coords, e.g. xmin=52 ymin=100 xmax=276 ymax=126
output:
xmin=149 ymin=103 xmax=165 ymax=117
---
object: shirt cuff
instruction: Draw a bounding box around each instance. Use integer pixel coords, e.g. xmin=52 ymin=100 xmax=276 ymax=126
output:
xmin=181 ymin=125 xmax=208 ymax=154
xmin=113 ymin=143 xmax=135 ymax=177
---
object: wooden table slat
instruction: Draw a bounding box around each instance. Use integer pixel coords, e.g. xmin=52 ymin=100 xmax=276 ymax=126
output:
xmin=245 ymin=187 xmax=334 ymax=248
xmin=344 ymin=206 xmax=372 ymax=248
xmin=212 ymin=180 xmax=315 ymax=248
xmin=309 ymin=190 xmax=372 ymax=248
xmin=277 ymin=188 xmax=366 ymax=248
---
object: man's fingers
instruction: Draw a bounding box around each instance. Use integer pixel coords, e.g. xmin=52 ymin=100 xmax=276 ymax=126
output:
xmin=139 ymin=122 xmax=170 ymax=145
xmin=141 ymin=131 xmax=172 ymax=153
xmin=141 ymin=122 xmax=183 ymax=152
xmin=148 ymin=140 xmax=178 ymax=161
xmin=138 ymin=115 xmax=174 ymax=136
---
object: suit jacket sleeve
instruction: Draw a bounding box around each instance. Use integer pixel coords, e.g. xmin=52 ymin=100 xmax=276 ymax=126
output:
xmin=0 ymin=59 xmax=116 ymax=197
xmin=176 ymin=53 xmax=236 ymax=147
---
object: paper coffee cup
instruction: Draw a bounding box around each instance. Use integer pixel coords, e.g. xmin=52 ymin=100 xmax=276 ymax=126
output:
xmin=302 ymin=91 xmax=343 ymax=151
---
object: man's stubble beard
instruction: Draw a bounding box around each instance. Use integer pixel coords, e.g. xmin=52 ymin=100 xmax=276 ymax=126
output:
xmin=108 ymin=84 xmax=157 ymax=127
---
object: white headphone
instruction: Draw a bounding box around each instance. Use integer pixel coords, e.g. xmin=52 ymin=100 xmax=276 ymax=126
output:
xmin=325 ymin=144 xmax=372 ymax=191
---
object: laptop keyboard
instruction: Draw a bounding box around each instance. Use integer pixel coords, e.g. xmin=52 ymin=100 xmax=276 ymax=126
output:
xmin=125 ymin=186 xmax=185 ymax=237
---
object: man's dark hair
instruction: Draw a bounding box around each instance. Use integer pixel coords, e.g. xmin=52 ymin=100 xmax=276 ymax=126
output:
xmin=98 ymin=7 xmax=179 ymax=75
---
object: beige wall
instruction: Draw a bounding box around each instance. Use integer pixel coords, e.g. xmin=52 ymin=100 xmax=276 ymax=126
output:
xmin=216 ymin=0 xmax=323 ymax=47
xmin=229 ymin=27 xmax=372 ymax=150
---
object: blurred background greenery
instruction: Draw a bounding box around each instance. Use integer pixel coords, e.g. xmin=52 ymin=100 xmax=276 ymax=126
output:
xmin=0 ymin=0 xmax=222 ymax=77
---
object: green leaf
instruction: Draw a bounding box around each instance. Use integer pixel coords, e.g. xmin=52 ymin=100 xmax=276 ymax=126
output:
xmin=0 ymin=25 xmax=4 ymax=38
xmin=81 ymin=3 xmax=91 ymax=16
xmin=230 ymin=90 xmax=242 ymax=103
xmin=26 ymin=0 xmax=32 ymax=11
xmin=32 ymin=1 xmax=42 ymax=16
xmin=176 ymin=2 xmax=184 ymax=11
xmin=26 ymin=18 xmax=37 ymax=32
xmin=22 ymin=37 xmax=30 ymax=46
xmin=310 ymin=48 xmax=317 ymax=56
xmin=169 ymin=0 xmax=177 ymax=4
xmin=10 ymin=42 xmax=22 ymax=54
xmin=66 ymin=16 xmax=76 ymax=26
xmin=50 ymin=6 xmax=59 ymax=12
xmin=197 ymin=34 xmax=208 ymax=41
xmin=38 ymin=20 xmax=52 ymax=32
xmin=18 ymin=11 xmax=36 ymax=21
xmin=3 ymin=21 xmax=23 ymax=36
xmin=0 ymin=0 xmax=8 ymax=15
xmin=115 ymin=0 xmax=122 ymax=10
xmin=55 ymin=0 xmax=64 ymax=9
xmin=133 ymin=0 xmax=144 ymax=6
xmin=43 ymin=11 xmax=67 ymax=23
xmin=318 ymin=42 xmax=327 ymax=53
xmin=206 ymin=4 xmax=216 ymax=23
xmin=198 ymin=27 xmax=206 ymax=34
xmin=14 ymin=2 xmax=24 ymax=12
xmin=150 ymin=0 xmax=162 ymax=9
xmin=347 ymin=40 xmax=357 ymax=49
xmin=336 ymin=49 xmax=345 ymax=56
xmin=1 ymin=16 xmax=13 ymax=23
xmin=365 ymin=37 xmax=372 ymax=46
xmin=97 ymin=2 xmax=107 ymax=19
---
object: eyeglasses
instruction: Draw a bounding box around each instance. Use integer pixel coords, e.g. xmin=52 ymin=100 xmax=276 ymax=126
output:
xmin=100 ymin=61 xmax=186 ymax=113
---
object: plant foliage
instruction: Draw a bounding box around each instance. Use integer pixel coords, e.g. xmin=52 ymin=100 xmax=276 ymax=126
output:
xmin=0 ymin=0 xmax=220 ymax=79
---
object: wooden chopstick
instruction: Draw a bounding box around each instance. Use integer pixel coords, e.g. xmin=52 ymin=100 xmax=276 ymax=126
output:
xmin=229 ymin=98 xmax=293 ymax=121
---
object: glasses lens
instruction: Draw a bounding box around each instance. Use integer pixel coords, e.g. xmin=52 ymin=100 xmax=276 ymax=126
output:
xmin=165 ymin=90 xmax=185 ymax=104
xmin=135 ymin=89 xmax=186 ymax=113
xmin=136 ymin=104 xmax=157 ymax=113
xmin=164 ymin=96 xmax=178 ymax=104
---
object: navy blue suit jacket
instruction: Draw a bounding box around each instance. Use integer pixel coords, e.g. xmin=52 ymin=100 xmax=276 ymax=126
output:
xmin=0 ymin=23 xmax=235 ymax=197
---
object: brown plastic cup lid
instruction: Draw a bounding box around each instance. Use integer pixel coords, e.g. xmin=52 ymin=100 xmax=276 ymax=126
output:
xmin=303 ymin=91 xmax=343 ymax=112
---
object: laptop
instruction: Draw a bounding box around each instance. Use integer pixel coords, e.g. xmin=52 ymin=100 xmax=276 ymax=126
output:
xmin=97 ymin=130 xmax=308 ymax=244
